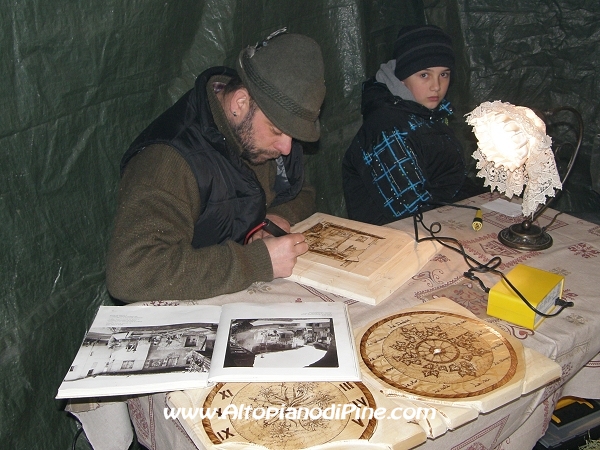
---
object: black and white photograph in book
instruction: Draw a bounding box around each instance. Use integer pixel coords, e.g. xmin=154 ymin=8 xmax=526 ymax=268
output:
xmin=57 ymin=303 xmax=359 ymax=399
xmin=64 ymin=322 xmax=218 ymax=381
xmin=224 ymin=317 xmax=338 ymax=368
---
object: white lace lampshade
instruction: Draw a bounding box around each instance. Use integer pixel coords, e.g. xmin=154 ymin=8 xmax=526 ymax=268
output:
xmin=465 ymin=101 xmax=562 ymax=217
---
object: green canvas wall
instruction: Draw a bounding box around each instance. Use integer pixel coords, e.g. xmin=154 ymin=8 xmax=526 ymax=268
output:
xmin=2 ymin=1 xmax=599 ymax=448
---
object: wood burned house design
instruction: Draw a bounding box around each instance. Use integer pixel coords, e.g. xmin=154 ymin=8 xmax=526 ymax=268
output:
xmin=303 ymin=221 xmax=384 ymax=267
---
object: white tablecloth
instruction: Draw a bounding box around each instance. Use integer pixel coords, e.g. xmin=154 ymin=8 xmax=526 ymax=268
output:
xmin=72 ymin=193 xmax=600 ymax=449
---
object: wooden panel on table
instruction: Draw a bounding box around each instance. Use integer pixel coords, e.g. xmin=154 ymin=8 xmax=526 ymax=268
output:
xmin=167 ymin=381 xmax=426 ymax=450
xmin=287 ymin=213 xmax=437 ymax=305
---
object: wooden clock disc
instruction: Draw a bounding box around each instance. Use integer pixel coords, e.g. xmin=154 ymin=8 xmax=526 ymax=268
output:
xmin=201 ymin=381 xmax=377 ymax=449
xmin=360 ymin=311 xmax=518 ymax=399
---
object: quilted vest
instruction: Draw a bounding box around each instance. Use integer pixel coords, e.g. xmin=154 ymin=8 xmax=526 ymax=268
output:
xmin=121 ymin=67 xmax=305 ymax=247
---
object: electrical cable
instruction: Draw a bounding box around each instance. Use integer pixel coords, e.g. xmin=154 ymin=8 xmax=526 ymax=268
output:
xmin=244 ymin=219 xmax=289 ymax=244
xmin=425 ymin=201 xmax=483 ymax=231
xmin=541 ymin=209 xmax=563 ymax=232
xmin=412 ymin=205 xmax=574 ymax=318
xmin=244 ymin=221 xmax=267 ymax=245
xmin=71 ymin=425 xmax=84 ymax=450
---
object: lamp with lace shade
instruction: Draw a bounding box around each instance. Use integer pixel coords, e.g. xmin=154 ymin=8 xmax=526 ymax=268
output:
xmin=465 ymin=101 xmax=582 ymax=250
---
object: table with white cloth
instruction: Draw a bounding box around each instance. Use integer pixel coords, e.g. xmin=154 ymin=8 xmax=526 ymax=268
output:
xmin=72 ymin=193 xmax=600 ymax=450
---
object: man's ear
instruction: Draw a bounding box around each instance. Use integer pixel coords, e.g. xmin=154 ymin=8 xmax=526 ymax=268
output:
xmin=229 ymin=88 xmax=250 ymax=118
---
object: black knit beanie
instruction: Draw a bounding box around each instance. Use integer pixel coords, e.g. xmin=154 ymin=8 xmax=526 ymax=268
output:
xmin=393 ymin=25 xmax=455 ymax=81
xmin=236 ymin=29 xmax=326 ymax=142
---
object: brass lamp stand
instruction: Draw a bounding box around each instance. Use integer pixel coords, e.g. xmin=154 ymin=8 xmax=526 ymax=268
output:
xmin=498 ymin=220 xmax=554 ymax=251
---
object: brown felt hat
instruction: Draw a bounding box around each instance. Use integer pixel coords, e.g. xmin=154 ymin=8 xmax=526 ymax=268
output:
xmin=237 ymin=30 xmax=326 ymax=142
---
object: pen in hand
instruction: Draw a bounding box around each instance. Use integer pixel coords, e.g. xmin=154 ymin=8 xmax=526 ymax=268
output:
xmin=263 ymin=219 xmax=307 ymax=250
xmin=244 ymin=218 xmax=304 ymax=246
xmin=261 ymin=218 xmax=288 ymax=237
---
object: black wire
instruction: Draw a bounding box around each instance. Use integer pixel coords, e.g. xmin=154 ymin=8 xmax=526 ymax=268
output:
xmin=541 ymin=209 xmax=563 ymax=232
xmin=412 ymin=207 xmax=573 ymax=318
xmin=72 ymin=425 xmax=84 ymax=450
xmin=412 ymin=210 xmax=500 ymax=273
xmin=426 ymin=201 xmax=481 ymax=211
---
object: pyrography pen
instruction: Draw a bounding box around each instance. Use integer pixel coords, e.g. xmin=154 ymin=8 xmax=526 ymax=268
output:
xmin=244 ymin=218 xmax=288 ymax=244
xmin=261 ymin=218 xmax=288 ymax=237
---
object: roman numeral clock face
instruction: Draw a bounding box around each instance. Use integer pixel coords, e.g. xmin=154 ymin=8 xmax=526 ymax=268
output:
xmin=200 ymin=381 xmax=377 ymax=449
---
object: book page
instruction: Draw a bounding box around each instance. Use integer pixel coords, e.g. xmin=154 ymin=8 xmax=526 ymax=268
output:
xmin=209 ymin=302 xmax=361 ymax=383
xmin=56 ymin=305 xmax=222 ymax=399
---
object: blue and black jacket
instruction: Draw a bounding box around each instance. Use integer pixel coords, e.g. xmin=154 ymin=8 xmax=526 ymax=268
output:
xmin=342 ymin=77 xmax=466 ymax=225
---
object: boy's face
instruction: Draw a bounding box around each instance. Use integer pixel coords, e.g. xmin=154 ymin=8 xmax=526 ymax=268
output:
xmin=402 ymin=67 xmax=451 ymax=110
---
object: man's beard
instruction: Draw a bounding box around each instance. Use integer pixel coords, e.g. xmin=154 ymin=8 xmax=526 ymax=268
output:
xmin=233 ymin=102 xmax=280 ymax=165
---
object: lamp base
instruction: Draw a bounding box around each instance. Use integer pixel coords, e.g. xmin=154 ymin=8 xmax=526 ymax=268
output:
xmin=498 ymin=221 xmax=553 ymax=251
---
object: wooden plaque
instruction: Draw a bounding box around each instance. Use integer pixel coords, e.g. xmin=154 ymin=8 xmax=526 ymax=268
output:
xmin=356 ymin=300 xmax=527 ymax=413
xmin=287 ymin=213 xmax=437 ymax=305
xmin=168 ymin=381 xmax=426 ymax=450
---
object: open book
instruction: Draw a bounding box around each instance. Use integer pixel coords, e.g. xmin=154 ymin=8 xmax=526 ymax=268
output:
xmin=56 ymin=302 xmax=360 ymax=399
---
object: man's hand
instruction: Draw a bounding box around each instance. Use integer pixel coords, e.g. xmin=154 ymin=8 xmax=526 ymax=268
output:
xmin=263 ymin=233 xmax=308 ymax=278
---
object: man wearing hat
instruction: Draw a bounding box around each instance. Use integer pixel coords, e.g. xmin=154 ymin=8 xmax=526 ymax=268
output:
xmin=106 ymin=30 xmax=326 ymax=302
xmin=342 ymin=25 xmax=469 ymax=225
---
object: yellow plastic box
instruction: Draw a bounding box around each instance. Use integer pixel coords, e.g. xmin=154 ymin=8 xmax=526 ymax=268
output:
xmin=487 ymin=264 xmax=565 ymax=329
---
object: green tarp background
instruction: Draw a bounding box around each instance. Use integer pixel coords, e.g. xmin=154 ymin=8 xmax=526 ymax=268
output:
xmin=2 ymin=1 xmax=599 ymax=448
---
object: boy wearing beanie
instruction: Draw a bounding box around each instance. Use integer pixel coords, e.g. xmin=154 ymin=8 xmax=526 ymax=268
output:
xmin=342 ymin=25 xmax=467 ymax=225
xmin=106 ymin=30 xmax=326 ymax=302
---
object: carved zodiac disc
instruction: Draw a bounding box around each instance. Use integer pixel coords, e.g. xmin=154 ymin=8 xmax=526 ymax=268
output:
xmin=202 ymin=382 xmax=377 ymax=449
xmin=360 ymin=311 xmax=518 ymax=398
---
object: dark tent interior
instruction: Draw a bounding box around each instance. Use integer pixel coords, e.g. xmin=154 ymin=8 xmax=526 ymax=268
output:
xmin=2 ymin=0 xmax=600 ymax=448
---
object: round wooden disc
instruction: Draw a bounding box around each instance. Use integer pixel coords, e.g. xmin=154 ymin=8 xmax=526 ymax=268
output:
xmin=360 ymin=311 xmax=518 ymax=399
xmin=201 ymin=381 xmax=377 ymax=449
